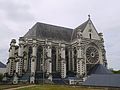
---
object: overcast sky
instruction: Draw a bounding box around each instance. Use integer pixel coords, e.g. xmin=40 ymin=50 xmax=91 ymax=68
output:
xmin=0 ymin=0 xmax=120 ymax=70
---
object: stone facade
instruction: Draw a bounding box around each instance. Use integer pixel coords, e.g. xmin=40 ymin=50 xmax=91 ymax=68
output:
xmin=6 ymin=17 xmax=107 ymax=84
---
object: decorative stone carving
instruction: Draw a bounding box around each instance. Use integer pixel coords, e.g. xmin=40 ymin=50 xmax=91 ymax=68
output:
xmin=6 ymin=18 xmax=107 ymax=84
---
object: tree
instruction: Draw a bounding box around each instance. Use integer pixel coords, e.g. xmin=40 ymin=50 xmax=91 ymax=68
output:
xmin=111 ymin=70 xmax=120 ymax=74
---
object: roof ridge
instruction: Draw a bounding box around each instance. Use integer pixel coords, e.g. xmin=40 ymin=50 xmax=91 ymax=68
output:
xmin=75 ymin=19 xmax=89 ymax=30
xmin=24 ymin=22 xmax=73 ymax=42
xmin=36 ymin=22 xmax=73 ymax=30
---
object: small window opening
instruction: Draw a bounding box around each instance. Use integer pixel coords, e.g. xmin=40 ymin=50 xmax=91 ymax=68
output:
xmin=89 ymin=33 xmax=92 ymax=39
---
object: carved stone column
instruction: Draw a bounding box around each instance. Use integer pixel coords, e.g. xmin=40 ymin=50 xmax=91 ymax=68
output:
xmin=60 ymin=44 xmax=66 ymax=78
xmin=68 ymin=48 xmax=71 ymax=71
xmin=9 ymin=39 xmax=18 ymax=84
xmin=17 ymin=37 xmax=24 ymax=76
xmin=46 ymin=42 xmax=52 ymax=81
xmin=30 ymin=39 xmax=37 ymax=84
xmin=103 ymin=49 xmax=107 ymax=67
xmin=99 ymin=33 xmax=106 ymax=66
xmin=77 ymin=45 xmax=83 ymax=77
xmin=76 ymin=39 xmax=85 ymax=78
xmin=71 ymin=47 xmax=74 ymax=71
xmin=58 ymin=44 xmax=61 ymax=72
xmin=8 ymin=39 xmax=16 ymax=76
xmin=13 ymin=37 xmax=24 ymax=84
xmin=56 ymin=47 xmax=59 ymax=71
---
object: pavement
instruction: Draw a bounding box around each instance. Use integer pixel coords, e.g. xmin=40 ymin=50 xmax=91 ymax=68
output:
xmin=4 ymin=85 xmax=36 ymax=90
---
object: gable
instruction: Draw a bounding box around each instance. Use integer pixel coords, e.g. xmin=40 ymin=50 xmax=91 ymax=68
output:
xmin=82 ymin=20 xmax=100 ymax=40
xmin=71 ymin=20 xmax=89 ymax=40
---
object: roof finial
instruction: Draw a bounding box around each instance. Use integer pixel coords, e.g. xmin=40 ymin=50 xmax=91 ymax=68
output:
xmin=88 ymin=14 xmax=90 ymax=20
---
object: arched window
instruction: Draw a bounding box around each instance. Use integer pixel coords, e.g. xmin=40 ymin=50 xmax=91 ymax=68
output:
xmin=23 ymin=51 xmax=27 ymax=72
xmin=73 ymin=47 xmax=77 ymax=72
xmin=36 ymin=46 xmax=43 ymax=72
xmin=65 ymin=47 xmax=69 ymax=72
xmin=28 ymin=46 xmax=32 ymax=71
xmin=52 ymin=46 xmax=56 ymax=72
xmin=89 ymin=33 xmax=92 ymax=39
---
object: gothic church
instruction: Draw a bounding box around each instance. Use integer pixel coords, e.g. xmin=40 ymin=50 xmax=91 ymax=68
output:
xmin=6 ymin=16 xmax=107 ymax=84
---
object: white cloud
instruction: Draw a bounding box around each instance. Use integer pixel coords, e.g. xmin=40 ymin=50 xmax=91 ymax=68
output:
xmin=0 ymin=0 xmax=34 ymax=22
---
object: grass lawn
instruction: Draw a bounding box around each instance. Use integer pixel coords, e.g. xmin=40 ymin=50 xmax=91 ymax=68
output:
xmin=1 ymin=84 xmax=119 ymax=90
xmin=17 ymin=85 xmax=106 ymax=90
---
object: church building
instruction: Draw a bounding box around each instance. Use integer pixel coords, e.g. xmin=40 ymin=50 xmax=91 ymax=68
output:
xmin=6 ymin=16 xmax=107 ymax=84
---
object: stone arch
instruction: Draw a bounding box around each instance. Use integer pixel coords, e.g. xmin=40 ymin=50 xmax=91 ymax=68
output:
xmin=73 ymin=47 xmax=77 ymax=72
xmin=65 ymin=47 xmax=69 ymax=72
xmin=52 ymin=46 xmax=56 ymax=72
xmin=28 ymin=46 xmax=32 ymax=71
xmin=23 ymin=51 xmax=27 ymax=72
xmin=36 ymin=46 xmax=43 ymax=72
xmin=87 ymin=42 xmax=99 ymax=49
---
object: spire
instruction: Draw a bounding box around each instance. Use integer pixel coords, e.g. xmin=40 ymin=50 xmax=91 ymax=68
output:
xmin=88 ymin=14 xmax=91 ymax=20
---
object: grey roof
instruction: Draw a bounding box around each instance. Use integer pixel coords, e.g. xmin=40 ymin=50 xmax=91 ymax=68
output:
xmin=83 ymin=74 xmax=120 ymax=87
xmin=88 ymin=64 xmax=112 ymax=75
xmin=24 ymin=20 xmax=90 ymax=42
xmin=0 ymin=61 xmax=6 ymax=68
xmin=75 ymin=20 xmax=89 ymax=32
xmin=24 ymin=22 xmax=73 ymax=42
xmin=71 ymin=20 xmax=89 ymax=40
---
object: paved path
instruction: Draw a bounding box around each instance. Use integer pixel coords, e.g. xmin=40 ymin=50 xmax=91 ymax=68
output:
xmin=5 ymin=85 xmax=36 ymax=90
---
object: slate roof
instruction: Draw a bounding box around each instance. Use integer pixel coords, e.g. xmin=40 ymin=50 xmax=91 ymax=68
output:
xmin=83 ymin=74 xmax=120 ymax=87
xmin=24 ymin=22 xmax=73 ymax=42
xmin=24 ymin=19 xmax=90 ymax=42
xmin=88 ymin=64 xmax=112 ymax=75
xmin=0 ymin=61 xmax=6 ymax=68
xmin=71 ymin=20 xmax=89 ymax=40
xmin=83 ymin=64 xmax=120 ymax=87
